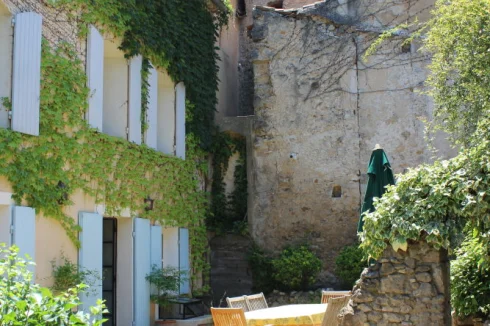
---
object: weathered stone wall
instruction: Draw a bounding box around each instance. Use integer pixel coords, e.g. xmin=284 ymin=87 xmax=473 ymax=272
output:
xmin=339 ymin=240 xmax=450 ymax=326
xmin=248 ymin=0 xmax=456 ymax=286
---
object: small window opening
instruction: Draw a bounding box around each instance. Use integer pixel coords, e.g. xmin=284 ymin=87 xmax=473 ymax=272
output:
xmin=332 ymin=185 xmax=342 ymax=198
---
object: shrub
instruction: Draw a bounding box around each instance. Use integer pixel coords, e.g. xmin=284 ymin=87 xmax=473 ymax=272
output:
xmin=247 ymin=243 xmax=277 ymax=294
xmin=145 ymin=266 xmax=187 ymax=305
xmin=335 ymin=243 xmax=367 ymax=288
xmin=51 ymin=254 xmax=100 ymax=295
xmin=0 ymin=244 xmax=106 ymax=325
xmin=451 ymin=236 xmax=490 ymax=318
xmin=272 ymin=245 xmax=322 ymax=291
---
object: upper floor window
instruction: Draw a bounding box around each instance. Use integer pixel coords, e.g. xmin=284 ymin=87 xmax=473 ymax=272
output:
xmin=86 ymin=28 xmax=141 ymax=144
xmin=145 ymin=65 xmax=186 ymax=159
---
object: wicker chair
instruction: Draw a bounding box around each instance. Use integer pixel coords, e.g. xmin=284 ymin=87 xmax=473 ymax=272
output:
xmin=321 ymin=295 xmax=351 ymax=326
xmin=245 ymin=292 xmax=268 ymax=311
xmin=211 ymin=307 xmax=248 ymax=326
xmin=321 ymin=290 xmax=352 ymax=304
xmin=226 ymin=295 xmax=249 ymax=311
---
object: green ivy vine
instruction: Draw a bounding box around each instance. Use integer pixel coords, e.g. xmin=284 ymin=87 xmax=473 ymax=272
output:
xmin=51 ymin=0 xmax=231 ymax=149
xmin=0 ymin=40 xmax=210 ymax=291
xmin=208 ymin=132 xmax=248 ymax=234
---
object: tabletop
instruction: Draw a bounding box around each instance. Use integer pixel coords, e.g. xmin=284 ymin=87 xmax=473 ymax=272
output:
xmin=245 ymin=303 xmax=327 ymax=326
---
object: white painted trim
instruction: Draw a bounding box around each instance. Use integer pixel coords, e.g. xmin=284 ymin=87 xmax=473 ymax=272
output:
xmin=95 ymin=204 xmax=132 ymax=218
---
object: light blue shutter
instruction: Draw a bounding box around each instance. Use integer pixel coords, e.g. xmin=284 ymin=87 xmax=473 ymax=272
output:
xmin=11 ymin=12 xmax=42 ymax=136
xmin=78 ymin=212 xmax=103 ymax=313
xmin=133 ymin=218 xmax=150 ymax=325
xmin=175 ymin=82 xmax=186 ymax=159
xmin=150 ymin=225 xmax=162 ymax=269
xmin=11 ymin=206 xmax=36 ymax=275
xmin=86 ymin=25 xmax=104 ymax=131
xmin=128 ymin=55 xmax=142 ymax=144
xmin=179 ymin=228 xmax=190 ymax=294
xmin=145 ymin=66 xmax=158 ymax=149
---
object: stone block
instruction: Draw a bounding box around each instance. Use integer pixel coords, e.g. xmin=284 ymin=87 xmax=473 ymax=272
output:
xmin=380 ymin=274 xmax=407 ymax=294
xmin=383 ymin=313 xmax=404 ymax=323
xmin=367 ymin=311 xmax=382 ymax=322
xmin=415 ymin=272 xmax=431 ymax=283
xmin=413 ymin=283 xmax=435 ymax=297
xmin=405 ymin=258 xmax=416 ymax=269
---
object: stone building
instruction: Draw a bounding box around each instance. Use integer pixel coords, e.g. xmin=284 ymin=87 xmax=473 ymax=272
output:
xmin=216 ymin=0 xmax=457 ymax=287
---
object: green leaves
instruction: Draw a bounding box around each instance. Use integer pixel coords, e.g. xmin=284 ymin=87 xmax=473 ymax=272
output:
xmin=0 ymin=245 xmax=107 ymax=325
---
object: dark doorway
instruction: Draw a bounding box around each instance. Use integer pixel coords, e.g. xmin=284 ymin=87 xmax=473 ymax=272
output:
xmin=103 ymin=218 xmax=117 ymax=325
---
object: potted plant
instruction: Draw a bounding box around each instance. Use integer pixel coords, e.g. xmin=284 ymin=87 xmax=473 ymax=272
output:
xmin=146 ymin=265 xmax=187 ymax=324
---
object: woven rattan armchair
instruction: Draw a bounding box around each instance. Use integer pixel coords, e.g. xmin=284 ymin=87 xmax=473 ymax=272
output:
xmin=321 ymin=295 xmax=351 ymax=326
xmin=321 ymin=290 xmax=352 ymax=304
xmin=211 ymin=307 xmax=248 ymax=326
xmin=226 ymin=295 xmax=249 ymax=311
xmin=245 ymin=292 xmax=268 ymax=311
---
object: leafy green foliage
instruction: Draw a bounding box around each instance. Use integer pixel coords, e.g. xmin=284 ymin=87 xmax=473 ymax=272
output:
xmin=208 ymin=133 xmax=248 ymax=234
xmin=425 ymin=0 xmax=490 ymax=147
xmin=247 ymin=243 xmax=277 ymax=294
xmin=360 ymin=0 xmax=490 ymax=263
xmin=51 ymin=254 xmax=100 ymax=295
xmin=51 ymin=0 xmax=231 ymax=149
xmin=334 ymin=243 xmax=367 ymax=288
xmin=0 ymin=245 xmax=107 ymax=325
xmin=146 ymin=266 xmax=187 ymax=306
xmin=272 ymin=245 xmax=322 ymax=291
xmin=451 ymin=236 xmax=490 ymax=318
xmin=0 ymin=41 xmax=210 ymax=293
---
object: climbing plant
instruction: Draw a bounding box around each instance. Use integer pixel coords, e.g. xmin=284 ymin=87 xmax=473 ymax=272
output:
xmin=207 ymin=132 xmax=248 ymax=234
xmin=0 ymin=40 xmax=211 ymax=292
xmin=359 ymin=0 xmax=490 ymax=264
xmin=50 ymin=0 xmax=231 ymax=149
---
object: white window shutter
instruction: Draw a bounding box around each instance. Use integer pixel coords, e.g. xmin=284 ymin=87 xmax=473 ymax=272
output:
xmin=11 ymin=12 xmax=42 ymax=136
xmin=128 ymin=55 xmax=142 ymax=144
xmin=86 ymin=26 xmax=104 ymax=131
xmin=150 ymin=225 xmax=162 ymax=269
xmin=133 ymin=218 xmax=150 ymax=326
xmin=175 ymin=82 xmax=186 ymax=159
xmin=11 ymin=206 xmax=36 ymax=276
xmin=78 ymin=212 xmax=103 ymax=313
xmin=145 ymin=66 xmax=158 ymax=149
xmin=179 ymin=228 xmax=190 ymax=295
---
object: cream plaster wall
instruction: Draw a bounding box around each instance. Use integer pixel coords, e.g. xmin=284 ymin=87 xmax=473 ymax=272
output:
xmin=103 ymin=39 xmax=129 ymax=140
xmin=157 ymin=70 xmax=175 ymax=155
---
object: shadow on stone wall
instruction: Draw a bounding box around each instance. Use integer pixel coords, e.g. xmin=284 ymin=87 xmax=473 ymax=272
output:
xmin=339 ymin=240 xmax=451 ymax=326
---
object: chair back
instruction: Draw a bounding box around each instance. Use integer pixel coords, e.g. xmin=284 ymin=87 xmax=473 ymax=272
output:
xmin=226 ymin=295 xmax=249 ymax=311
xmin=245 ymin=292 xmax=268 ymax=311
xmin=211 ymin=307 xmax=248 ymax=326
xmin=321 ymin=290 xmax=352 ymax=304
xmin=321 ymin=295 xmax=351 ymax=326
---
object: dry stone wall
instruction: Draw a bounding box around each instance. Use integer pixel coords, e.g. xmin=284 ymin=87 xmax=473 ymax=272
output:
xmin=339 ymin=240 xmax=450 ymax=326
xmin=248 ymin=0 xmax=456 ymax=286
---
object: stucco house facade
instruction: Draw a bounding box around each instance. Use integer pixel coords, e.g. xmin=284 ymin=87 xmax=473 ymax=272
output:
xmin=0 ymin=1 xmax=200 ymax=325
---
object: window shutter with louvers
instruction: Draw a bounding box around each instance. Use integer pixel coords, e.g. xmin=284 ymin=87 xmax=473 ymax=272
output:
xmin=11 ymin=12 xmax=42 ymax=136
xmin=86 ymin=26 xmax=104 ymax=131
xmin=128 ymin=55 xmax=142 ymax=144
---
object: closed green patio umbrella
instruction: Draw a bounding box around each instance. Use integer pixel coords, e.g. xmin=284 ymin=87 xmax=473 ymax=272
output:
xmin=357 ymin=144 xmax=395 ymax=232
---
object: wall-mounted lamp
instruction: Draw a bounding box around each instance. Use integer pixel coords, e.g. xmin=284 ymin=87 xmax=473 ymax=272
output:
xmin=57 ymin=181 xmax=68 ymax=205
xmin=144 ymin=196 xmax=154 ymax=211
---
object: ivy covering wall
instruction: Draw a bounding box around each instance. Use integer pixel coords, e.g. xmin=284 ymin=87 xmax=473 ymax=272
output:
xmin=0 ymin=0 xmax=232 ymax=293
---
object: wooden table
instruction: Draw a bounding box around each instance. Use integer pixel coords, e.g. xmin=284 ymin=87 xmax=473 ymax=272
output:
xmin=245 ymin=304 xmax=327 ymax=326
